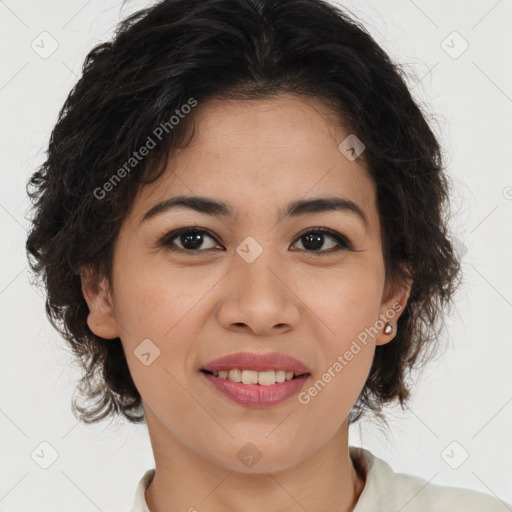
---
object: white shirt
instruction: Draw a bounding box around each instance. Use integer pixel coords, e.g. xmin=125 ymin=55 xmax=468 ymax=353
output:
xmin=130 ymin=445 xmax=510 ymax=511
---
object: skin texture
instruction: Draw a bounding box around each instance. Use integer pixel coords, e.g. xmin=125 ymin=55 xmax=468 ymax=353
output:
xmin=81 ymin=93 xmax=411 ymax=512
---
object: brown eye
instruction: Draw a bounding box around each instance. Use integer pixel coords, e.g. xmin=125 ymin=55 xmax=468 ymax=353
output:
xmin=292 ymin=228 xmax=352 ymax=253
xmin=160 ymin=228 xmax=221 ymax=252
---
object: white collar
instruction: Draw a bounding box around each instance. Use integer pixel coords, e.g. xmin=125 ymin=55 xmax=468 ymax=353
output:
xmin=130 ymin=445 xmax=386 ymax=511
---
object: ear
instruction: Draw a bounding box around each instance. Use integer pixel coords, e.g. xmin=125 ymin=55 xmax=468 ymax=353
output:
xmin=79 ymin=266 xmax=120 ymax=340
xmin=375 ymin=274 xmax=413 ymax=347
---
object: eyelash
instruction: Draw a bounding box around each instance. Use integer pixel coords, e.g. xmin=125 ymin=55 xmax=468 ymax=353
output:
xmin=158 ymin=226 xmax=353 ymax=255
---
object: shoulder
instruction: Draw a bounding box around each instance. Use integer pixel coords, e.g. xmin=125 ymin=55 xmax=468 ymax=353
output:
xmin=350 ymin=446 xmax=510 ymax=512
xmin=392 ymin=471 xmax=508 ymax=511
xmin=130 ymin=468 xmax=155 ymax=512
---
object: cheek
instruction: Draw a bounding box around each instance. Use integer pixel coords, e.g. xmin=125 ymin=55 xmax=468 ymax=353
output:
xmin=113 ymin=270 xmax=206 ymax=419
xmin=296 ymin=260 xmax=385 ymax=345
xmin=295 ymin=273 xmax=381 ymax=437
xmin=292 ymin=260 xmax=383 ymax=408
xmin=113 ymin=259 xmax=213 ymax=342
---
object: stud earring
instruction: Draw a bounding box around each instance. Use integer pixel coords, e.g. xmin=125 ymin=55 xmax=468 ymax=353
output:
xmin=384 ymin=323 xmax=393 ymax=334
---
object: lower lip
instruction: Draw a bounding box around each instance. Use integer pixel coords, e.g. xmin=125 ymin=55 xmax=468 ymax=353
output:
xmin=201 ymin=372 xmax=310 ymax=408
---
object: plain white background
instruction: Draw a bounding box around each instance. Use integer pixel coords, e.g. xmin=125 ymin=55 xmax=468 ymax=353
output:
xmin=1 ymin=0 xmax=511 ymax=510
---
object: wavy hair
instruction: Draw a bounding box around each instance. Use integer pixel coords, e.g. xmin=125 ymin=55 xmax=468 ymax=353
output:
xmin=25 ymin=0 xmax=462 ymax=425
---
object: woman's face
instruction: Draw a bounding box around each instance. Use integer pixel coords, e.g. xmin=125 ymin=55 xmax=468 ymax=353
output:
xmin=83 ymin=93 xmax=410 ymax=472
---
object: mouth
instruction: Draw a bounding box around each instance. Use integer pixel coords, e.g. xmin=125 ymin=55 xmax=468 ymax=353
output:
xmin=199 ymin=352 xmax=311 ymax=408
xmin=200 ymin=368 xmax=309 ymax=385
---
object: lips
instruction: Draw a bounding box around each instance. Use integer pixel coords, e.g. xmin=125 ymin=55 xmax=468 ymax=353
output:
xmin=201 ymin=371 xmax=310 ymax=408
xmin=201 ymin=351 xmax=311 ymax=374
xmin=199 ymin=352 xmax=311 ymax=407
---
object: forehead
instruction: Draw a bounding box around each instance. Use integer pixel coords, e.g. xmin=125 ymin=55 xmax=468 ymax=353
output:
xmin=129 ymin=94 xmax=378 ymax=231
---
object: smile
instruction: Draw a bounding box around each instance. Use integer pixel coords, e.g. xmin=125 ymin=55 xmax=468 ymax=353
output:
xmin=202 ymin=368 xmax=306 ymax=385
xmin=200 ymin=370 xmax=311 ymax=408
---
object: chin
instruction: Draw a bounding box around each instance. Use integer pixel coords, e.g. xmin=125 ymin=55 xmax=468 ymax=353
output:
xmin=205 ymin=438 xmax=309 ymax=475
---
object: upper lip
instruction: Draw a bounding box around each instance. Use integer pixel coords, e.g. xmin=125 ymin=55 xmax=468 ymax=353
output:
xmin=201 ymin=352 xmax=311 ymax=374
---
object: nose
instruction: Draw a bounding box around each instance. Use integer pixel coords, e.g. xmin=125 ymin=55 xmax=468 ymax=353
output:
xmin=216 ymin=256 xmax=301 ymax=337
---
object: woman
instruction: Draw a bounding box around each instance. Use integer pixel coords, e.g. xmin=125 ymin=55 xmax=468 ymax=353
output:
xmin=25 ymin=0 xmax=510 ymax=510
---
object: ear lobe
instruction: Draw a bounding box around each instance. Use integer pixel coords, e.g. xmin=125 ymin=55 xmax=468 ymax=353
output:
xmin=375 ymin=275 xmax=413 ymax=346
xmin=79 ymin=266 xmax=119 ymax=340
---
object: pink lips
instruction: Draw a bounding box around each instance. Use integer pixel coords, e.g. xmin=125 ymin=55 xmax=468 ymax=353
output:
xmin=200 ymin=352 xmax=311 ymax=408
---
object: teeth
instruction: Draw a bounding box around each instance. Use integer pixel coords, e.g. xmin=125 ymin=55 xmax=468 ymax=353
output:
xmin=276 ymin=370 xmax=286 ymax=383
xmin=228 ymin=369 xmax=241 ymax=382
xmin=241 ymin=370 xmax=259 ymax=384
xmin=211 ymin=369 xmax=302 ymax=385
xmin=256 ymin=370 xmax=275 ymax=386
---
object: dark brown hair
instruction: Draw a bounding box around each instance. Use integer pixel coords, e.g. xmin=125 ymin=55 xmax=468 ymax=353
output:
xmin=25 ymin=0 xmax=462 ymax=426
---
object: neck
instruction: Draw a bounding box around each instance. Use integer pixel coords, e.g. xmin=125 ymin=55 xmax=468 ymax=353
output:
xmin=143 ymin=412 xmax=366 ymax=512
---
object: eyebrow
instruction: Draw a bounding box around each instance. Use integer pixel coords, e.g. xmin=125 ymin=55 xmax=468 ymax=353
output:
xmin=139 ymin=195 xmax=369 ymax=231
